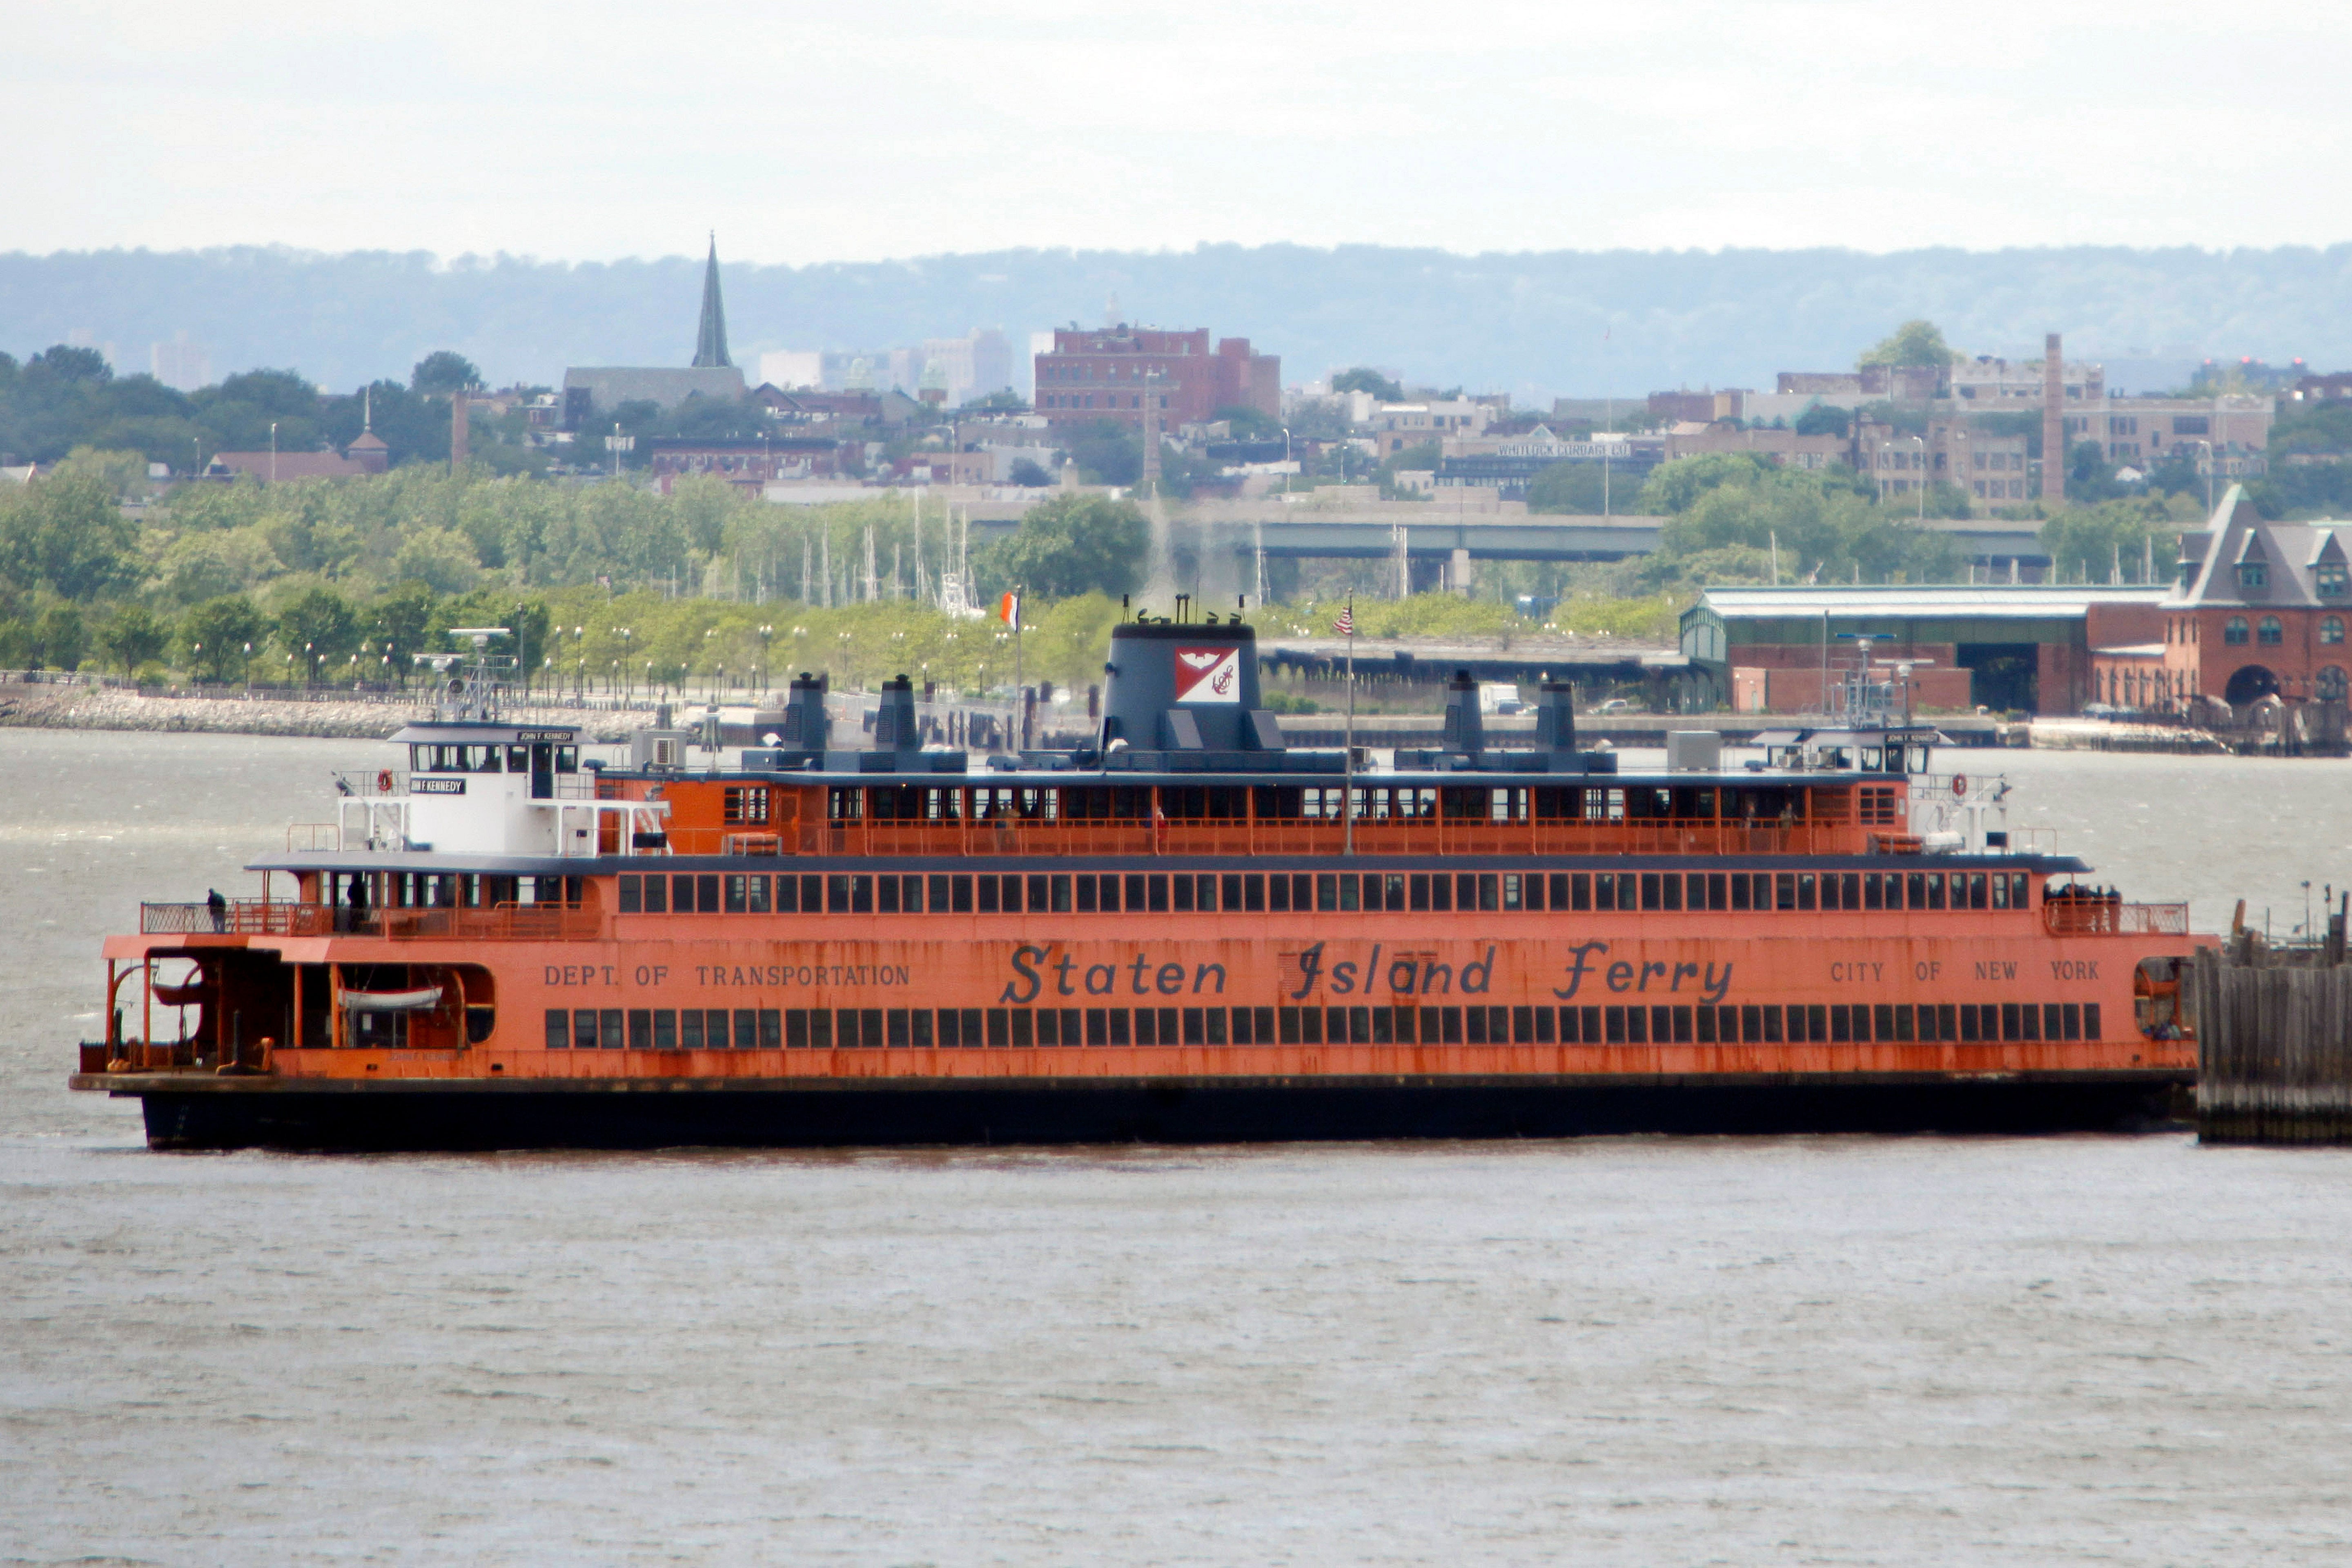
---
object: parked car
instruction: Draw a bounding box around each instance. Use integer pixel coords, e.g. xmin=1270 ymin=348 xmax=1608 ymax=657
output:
xmin=1592 ymin=698 xmax=1634 ymax=714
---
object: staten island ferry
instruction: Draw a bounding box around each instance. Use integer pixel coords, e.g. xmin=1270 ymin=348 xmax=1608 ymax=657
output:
xmin=71 ymin=609 xmax=2206 ymax=1150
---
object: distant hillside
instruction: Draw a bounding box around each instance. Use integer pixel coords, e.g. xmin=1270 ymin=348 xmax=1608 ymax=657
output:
xmin=4 ymin=242 xmax=2348 ymax=401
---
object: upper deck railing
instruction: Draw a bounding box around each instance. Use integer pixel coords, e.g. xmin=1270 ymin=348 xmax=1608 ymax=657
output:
xmin=2044 ymin=900 xmax=2190 ymax=936
xmin=139 ymin=901 xmax=597 ymax=941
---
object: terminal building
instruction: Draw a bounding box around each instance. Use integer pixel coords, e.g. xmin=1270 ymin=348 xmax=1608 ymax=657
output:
xmin=1681 ymin=489 xmax=2352 ymax=717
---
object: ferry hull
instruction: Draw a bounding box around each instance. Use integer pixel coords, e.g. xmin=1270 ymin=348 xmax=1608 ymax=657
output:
xmin=101 ymin=1071 xmax=2194 ymax=1153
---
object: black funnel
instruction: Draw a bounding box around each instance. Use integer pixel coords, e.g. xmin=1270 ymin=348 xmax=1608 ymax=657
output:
xmin=1441 ymin=668 xmax=1483 ymax=754
xmin=1535 ymin=681 xmax=1576 ymax=751
xmin=778 ymin=671 xmax=829 ymax=751
xmin=875 ymin=674 xmax=921 ymax=752
xmin=1102 ymin=619 xmax=1275 ymax=752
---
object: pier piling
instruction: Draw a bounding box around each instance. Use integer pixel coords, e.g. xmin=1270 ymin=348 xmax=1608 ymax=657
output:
xmin=2194 ymin=910 xmax=2352 ymax=1144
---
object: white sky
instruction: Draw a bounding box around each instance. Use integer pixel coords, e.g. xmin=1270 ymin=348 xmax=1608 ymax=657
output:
xmin=6 ymin=0 xmax=2347 ymax=263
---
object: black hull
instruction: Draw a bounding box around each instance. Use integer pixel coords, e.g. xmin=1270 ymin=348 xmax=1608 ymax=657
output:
xmin=114 ymin=1073 xmax=2195 ymax=1152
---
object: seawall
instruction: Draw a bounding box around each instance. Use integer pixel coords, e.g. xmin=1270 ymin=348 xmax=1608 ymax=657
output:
xmin=0 ymin=681 xmax=662 ymax=744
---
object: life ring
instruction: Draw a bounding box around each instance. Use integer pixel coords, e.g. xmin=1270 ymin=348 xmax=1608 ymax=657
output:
xmin=1951 ymin=773 xmax=1968 ymax=796
xmin=376 ymin=769 xmax=394 ymax=793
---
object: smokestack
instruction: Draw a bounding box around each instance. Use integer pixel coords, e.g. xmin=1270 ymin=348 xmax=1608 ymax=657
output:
xmin=2042 ymin=332 xmax=2065 ymax=504
xmin=450 ymin=386 xmax=470 ymax=472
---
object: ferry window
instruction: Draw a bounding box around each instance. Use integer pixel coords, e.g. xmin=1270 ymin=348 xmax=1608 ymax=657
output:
xmin=1862 ymin=874 xmax=1882 ymax=915
xmin=619 ymin=875 xmax=642 ymax=913
xmin=1503 ymin=874 xmax=1523 ymax=911
xmin=1776 ymin=873 xmax=1797 ymax=911
xmin=810 ymin=1011 xmax=835 ymax=1049
xmin=1729 ymin=875 xmax=1749 ymax=912
xmin=1029 ymin=874 xmax=1053 ymax=912
xmin=749 ymin=876 xmax=772 ymax=915
xmin=1966 ymin=872 xmax=1988 ymax=909
xmin=2059 ymin=1003 xmax=2080 ymax=1040
xmin=1797 ymin=873 xmax=1816 ymax=911
xmin=1661 ymin=874 xmax=1682 ymax=911
xmin=1960 ymin=1005 xmax=1982 ymax=1042
xmin=1136 ymin=874 xmax=1160 ymax=912
xmin=1639 ymin=873 xmax=1658 ymax=911
xmin=2010 ymin=873 xmax=2030 ymax=908
xmin=724 ymin=876 xmax=747 ymax=914
xmin=556 ymin=746 xmax=577 ymax=773
xmin=1174 ymin=875 xmax=1196 ymax=913
xmin=598 ymin=1009 xmax=624 ymax=1049
xmin=727 ymin=1010 xmax=753 ymax=1049
xmin=878 ymin=876 xmax=900 ymax=914
xmin=1991 ymin=873 xmax=2013 ymax=911
xmin=1708 ymin=873 xmax=1729 ymax=911
xmin=1475 ymin=873 xmax=1499 ymax=911
xmin=1339 ymin=875 xmax=1361 ymax=913
xmin=1926 ymin=873 xmax=1947 ymax=911
xmin=1076 ymin=875 xmax=1100 ymax=913
xmin=545 ymin=1009 xmax=568 ymax=1049
xmin=2083 ymin=1003 xmax=2100 ymax=1038
xmin=1221 ymin=873 xmax=1243 ymax=911
xmin=507 ymin=745 xmax=530 ymax=773
xmin=644 ymin=1009 xmax=672 ymax=1050
xmin=1055 ymin=875 xmax=1075 ymax=912
xmin=696 ymin=873 xmax=720 ymax=912
xmin=1011 ymin=1010 xmax=1033 ymax=1048
xmin=977 ymin=876 xmax=1000 ymax=914
xmin=1269 ymin=875 xmax=1291 ymax=912
xmin=668 ymin=873 xmax=693 ymax=912
xmin=824 ymin=874 xmax=849 ymax=913
xmin=679 ymin=1011 xmax=704 ymax=1049
xmin=1410 ymin=873 xmax=1430 ymax=911
xmin=1840 ymin=872 xmax=1861 ymax=909
xmin=568 ymin=1010 xmax=595 ymax=1049
xmin=1595 ymin=874 xmax=1617 ymax=912
xmin=923 ymin=874 xmax=948 ymax=912
xmin=952 ymin=875 xmax=973 ymax=913
xmin=1004 ymin=875 xmax=1026 ymax=913
xmin=1316 ymin=873 xmax=1338 ymax=912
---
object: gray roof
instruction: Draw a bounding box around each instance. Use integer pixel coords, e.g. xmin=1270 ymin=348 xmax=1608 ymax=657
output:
xmin=2172 ymin=486 xmax=2352 ymax=610
xmin=1695 ymin=584 xmax=2169 ymax=621
xmin=562 ymin=366 xmax=746 ymax=411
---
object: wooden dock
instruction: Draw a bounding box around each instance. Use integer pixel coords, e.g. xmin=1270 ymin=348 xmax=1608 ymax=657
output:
xmin=2193 ymin=918 xmax=2352 ymax=1144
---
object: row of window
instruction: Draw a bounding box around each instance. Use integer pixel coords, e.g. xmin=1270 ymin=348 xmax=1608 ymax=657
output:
xmin=542 ymin=998 xmax=2102 ymax=1052
xmin=614 ymin=868 xmax=2038 ymax=917
xmin=834 ymin=782 xmax=1863 ymax=827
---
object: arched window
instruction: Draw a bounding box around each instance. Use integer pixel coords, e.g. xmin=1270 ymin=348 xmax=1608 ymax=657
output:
xmin=2259 ymin=616 xmax=2284 ymax=646
xmin=2324 ymin=617 xmax=2345 ymax=646
xmin=2225 ymin=617 xmax=2250 ymax=646
xmin=2321 ymin=666 xmax=2349 ymax=702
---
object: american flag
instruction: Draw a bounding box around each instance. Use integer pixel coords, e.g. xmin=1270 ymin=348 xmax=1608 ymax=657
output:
xmin=1333 ymin=603 xmax=1354 ymax=637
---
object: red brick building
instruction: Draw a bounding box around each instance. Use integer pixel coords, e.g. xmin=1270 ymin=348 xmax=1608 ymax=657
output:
xmin=2094 ymin=488 xmax=2352 ymax=710
xmin=1033 ymin=326 xmax=1278 ymax=431
xmin=647 ymin=437 xmax=840 ymax=495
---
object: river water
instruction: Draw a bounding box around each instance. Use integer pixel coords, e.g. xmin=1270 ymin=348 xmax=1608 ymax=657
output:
xmin=5 ymin=730 xmax=2352 ymax=1564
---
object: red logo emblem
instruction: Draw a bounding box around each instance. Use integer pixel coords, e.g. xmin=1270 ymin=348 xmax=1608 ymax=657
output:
xmin=1173 ymin=646 xmax=1241 ymax=704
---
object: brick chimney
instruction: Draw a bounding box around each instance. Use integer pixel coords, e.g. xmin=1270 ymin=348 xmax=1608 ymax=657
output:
xmin=2041 ymin=332 xmax=2065 ymax=503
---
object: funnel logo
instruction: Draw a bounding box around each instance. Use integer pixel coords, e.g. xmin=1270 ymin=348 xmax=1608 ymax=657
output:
xmin=1173 ymin=646 xmax=1241 ymax=704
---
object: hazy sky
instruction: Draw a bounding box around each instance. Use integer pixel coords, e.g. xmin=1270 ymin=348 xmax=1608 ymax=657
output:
xmin=9 ymin=1 xmax=2347 ymax=264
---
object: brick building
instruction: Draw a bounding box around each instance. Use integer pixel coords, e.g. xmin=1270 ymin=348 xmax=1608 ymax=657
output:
xmin=1853 ymin=417 xmax=2033 ymax=511
xmin=1033 ymin=326 xmax=1278 ymax=431
xmin=647 ymin=437 xmax=841 ymax=495
xmin=2093 ymin=487 xmax=2352 ymax=710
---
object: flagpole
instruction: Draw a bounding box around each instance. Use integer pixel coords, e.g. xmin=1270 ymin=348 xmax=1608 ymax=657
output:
xmin=1012 ymin=585 xmax=1025 ymax=752
xmin=1343 ymin=597 xmax=1356 ymax=857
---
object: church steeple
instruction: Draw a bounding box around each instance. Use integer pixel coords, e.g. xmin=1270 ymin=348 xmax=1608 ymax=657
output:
xmin=692 ymin=233 xmax=732 ymax=368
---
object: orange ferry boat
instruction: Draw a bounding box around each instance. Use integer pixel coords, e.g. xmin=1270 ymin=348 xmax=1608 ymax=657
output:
xmin=72 ymin=612 xmax=2207 ymax=1149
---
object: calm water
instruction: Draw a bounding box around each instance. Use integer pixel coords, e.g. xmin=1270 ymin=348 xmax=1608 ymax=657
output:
xmin=6 ymin=731 xmax=2352 ymax=1564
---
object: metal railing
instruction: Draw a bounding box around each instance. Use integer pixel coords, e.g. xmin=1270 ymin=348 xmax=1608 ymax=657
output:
xmin=382 ymin=905 xmax=601 ymax=942
xmin=138 ymin=900 xmax=600 ymax=941
xmin=2044 ymin=900 xmax=2191 ymax=936
xmin=141 ymin=901 xmax=335 ymax=936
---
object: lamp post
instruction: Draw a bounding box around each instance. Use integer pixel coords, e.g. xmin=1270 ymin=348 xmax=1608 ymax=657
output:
xmin=757 ymin=624 xmax=773 ymax=694
xmin=837 ymin=629 xmax=854 ymax=690
xmin=1282 ymin=426 xmax=1292 ymax=494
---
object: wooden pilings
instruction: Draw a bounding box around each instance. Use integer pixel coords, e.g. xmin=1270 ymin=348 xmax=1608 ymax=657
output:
xmin=2194 ymin=933 xmax=2352 ymax=1144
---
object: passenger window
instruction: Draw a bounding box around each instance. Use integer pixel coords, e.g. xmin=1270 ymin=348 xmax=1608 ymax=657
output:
xmin=618 ymin=875 xmax=641 ymax=913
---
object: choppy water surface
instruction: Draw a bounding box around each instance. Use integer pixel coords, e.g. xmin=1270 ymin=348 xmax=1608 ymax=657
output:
xmin=5 ymin=731 xmax=2352 ymax=1564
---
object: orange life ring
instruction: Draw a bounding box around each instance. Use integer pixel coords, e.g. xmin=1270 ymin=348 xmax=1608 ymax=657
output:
xmin=1951 ymin=773 xmax=1968 ymax=796
xmin=377 ymin=769 xmax=394 ymax=793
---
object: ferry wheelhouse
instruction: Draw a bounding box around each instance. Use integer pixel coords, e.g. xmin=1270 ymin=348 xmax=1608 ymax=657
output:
xmin=73 ymin=613 xmax=2205 ymax=1149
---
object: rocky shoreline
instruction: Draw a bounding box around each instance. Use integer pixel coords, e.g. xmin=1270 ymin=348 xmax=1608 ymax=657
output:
xmin=0 ymin=682 xmax=663 ymax=743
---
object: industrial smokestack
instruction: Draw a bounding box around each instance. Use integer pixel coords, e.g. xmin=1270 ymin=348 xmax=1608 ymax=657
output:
xmin=2042 ymin=332 xmax=2065 ymax=504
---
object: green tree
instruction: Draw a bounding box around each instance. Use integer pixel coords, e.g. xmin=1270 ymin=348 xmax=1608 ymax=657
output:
xmin=1793 ymin=403 xmax=1851 ymax=438
xmin=276 ymin=586 xmax=359 ymax=683
xmin=1635 ymin=452 xmax=1780 ymax=514
xmin=1332 ymin=367 xmax=1405 ymax=402
xmin=100 ymin=604 xmax=172 ymax=677
xmin=2038 ymin=495 xmax=2195 ymax=585
xmin=363 ymin=582 xmax=437 ymax=686
xmin=1067 ymin=421 xmax=1142 ymax=487
xmin=1008 ymin=457 xmax=1053 ymax=487
xmin=1214 ymin=404 xmax=1281 ymax=441
xmin=979 ymin=493 xmax=1148 ymax=599
xmin=178 ymin=595 xmax=264 ymax=682
xmin=1858 ymin=320 xmax=1957 ymax=369
xmin=0 ymin=471 xmax=141 ymax=599
xmin=33 ymin=603 xmax=86 ymax=670
xmin=1526 ymin=461 xmax=1613 ymax=514
xmin=412 ymin=352 xmax=480 ymax=394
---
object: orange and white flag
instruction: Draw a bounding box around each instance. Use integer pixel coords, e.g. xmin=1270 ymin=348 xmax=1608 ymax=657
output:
xmin=999 ymin=590 xmax=1020 ymax=627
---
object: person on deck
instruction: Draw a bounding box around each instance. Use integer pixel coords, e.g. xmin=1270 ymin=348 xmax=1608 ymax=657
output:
xmin=205 ymin=889 xmax=226 ymax=933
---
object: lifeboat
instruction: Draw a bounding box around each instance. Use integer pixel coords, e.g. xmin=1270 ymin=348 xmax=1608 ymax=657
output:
xmin=151 ymin=975 xmax=213 ymax=1007
xmin=339 ymin=985 xmax=443 ymax=1013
